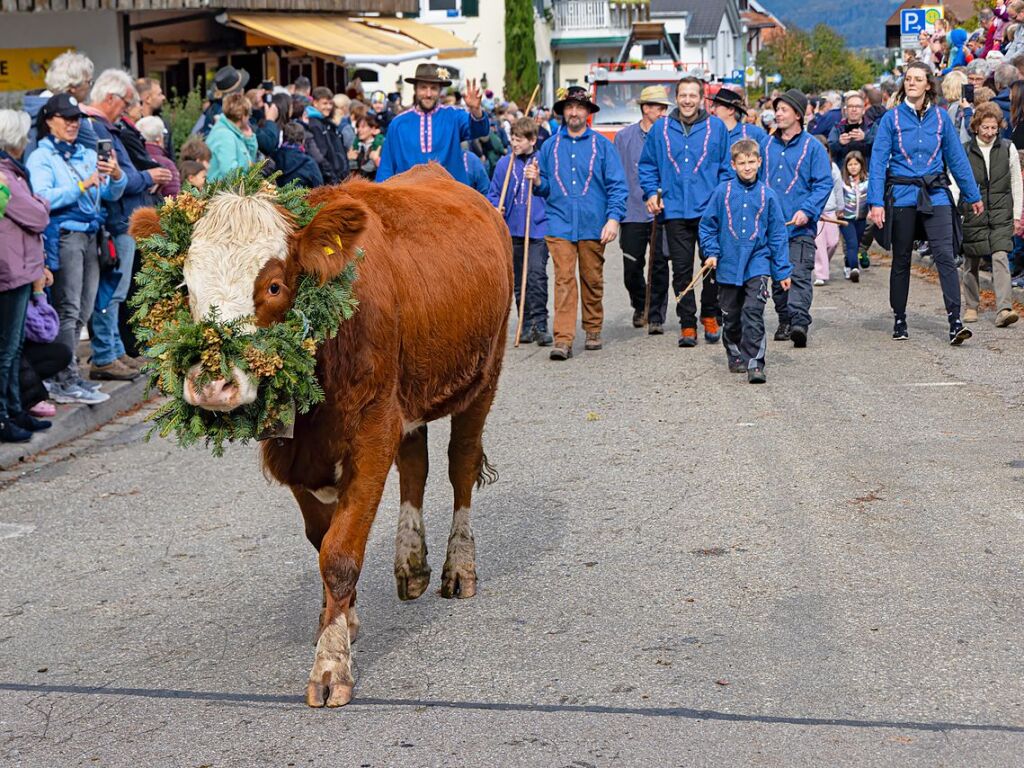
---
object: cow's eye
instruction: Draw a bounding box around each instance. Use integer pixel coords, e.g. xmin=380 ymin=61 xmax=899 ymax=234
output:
xmin=268 ymin=282 xmax=282 ymax=296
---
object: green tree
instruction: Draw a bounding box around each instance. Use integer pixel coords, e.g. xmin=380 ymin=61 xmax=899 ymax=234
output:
xmin=757 ymin=24 xmax=875 ymax=93
xmin=504 ymin=0 xmax=539 ymax=106
xmin=166 ymin=84 xmax=205 ymax=151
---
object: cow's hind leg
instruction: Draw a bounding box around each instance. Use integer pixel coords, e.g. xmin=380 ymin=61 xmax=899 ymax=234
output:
xmin=395 ymin=424 xmax=432 ymax=601
xmin=441 ymin=385 xmax=498 ymax=599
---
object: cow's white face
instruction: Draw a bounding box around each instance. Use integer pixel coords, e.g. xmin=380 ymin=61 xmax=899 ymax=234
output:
xmin=183 ymin=192 xmax=293 ymax=323
xmin=182 ymin=191 xmax=293 ymax=412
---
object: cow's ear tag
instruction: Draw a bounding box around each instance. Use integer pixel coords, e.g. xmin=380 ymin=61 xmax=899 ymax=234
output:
xmin=322 ymin=235 xmax=344 ymax=257
xmin=257 ymin=401 xmax=296 ymax=441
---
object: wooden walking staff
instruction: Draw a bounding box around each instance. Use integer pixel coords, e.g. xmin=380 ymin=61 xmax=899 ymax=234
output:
xmin=786 ymin=214 xmax=848 ymax=227
xmin=673 ymin=260 xmax=714 ymax=304
xmin=643 ymin=188 xmax=663 ymax=325
xmin=514 ymin=179 xmax=535 ymax=347
xmin=497 ymin=83 xmax=542 ymax=214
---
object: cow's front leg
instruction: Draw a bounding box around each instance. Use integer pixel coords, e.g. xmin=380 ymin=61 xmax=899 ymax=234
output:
xmin=395 ymin=424 xmax=431 ymax=600
xmin=306 ymin=413 xmax=399 ymax=708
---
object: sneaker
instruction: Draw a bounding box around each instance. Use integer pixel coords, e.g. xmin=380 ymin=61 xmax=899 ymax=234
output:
xmin=701 ymin=317 xmax=721 ymax=343
xmin=858 ymin=250 xmax=871 ymax=269
xmin=850 ymin=268 xmax=860 ymax=283
xmin=12 ymin=412 xmax=51 ymax=432
xmin=1012 ymin=275 xmax=1024 ymax=289
xmin=893 ymin=317 xmax=909 ymax=340
xmin=995 ymin=309 xmax=1019 ymax=328
xmin=774 ymin=323 xmax=791 ymax=341
xmin=844 ymin=267 xmax=852 ymax=280
xmin=963 ymin=307 xmax=979 ymax=323
xmin=549 ymin=343 xmax=572 ymax=361
xmin=29 ymin=401 xmax=57 ymax=418
xmin=813 ymin=278 xmax=826 ymax=286
xmin=678 ymin=328 xmax=698 ymax=348
xmin=632 ymin=309 xmax=645 ymax=328
xmin=790 ymin=325 xmax=808 ymax=348
xmin=747 ymin=368 xmax=767 ymax=384
xmin=49 ymin=383 xmax=111 ymax=405
xmin=535 ymin=327 xmax=553 ymax=346
xmin=0 ymin=419 xmax=32 ymax=444
xmin=949 ymin=321 xmax=972 ymax=346
xmin=584 ymin=332 xmax=602 ymax=351
xmin=73 ymin=375 xmax=102 ymax=392
xmin=90 ymin=359 xmax=140 ymax=381
xmin=728 ymin=356 xmax=746 ymax=373
xmin=648 ymin=323 xmax=664 ymax=336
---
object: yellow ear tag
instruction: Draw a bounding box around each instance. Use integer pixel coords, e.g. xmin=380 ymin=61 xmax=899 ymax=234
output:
xmin=322 ymin=235 xmax=344 ymax=257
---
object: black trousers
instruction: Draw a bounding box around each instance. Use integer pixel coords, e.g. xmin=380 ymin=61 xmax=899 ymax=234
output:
xmin=19 ymin=339 xmax=73 ymax=408
xmin=510 ymin=236 xmax=550 ymax=330
xmin=619 ymin=221 xmax=668 ymax=319
xmin=889 ymin=205 xmax=961 ymax=320
xmin=661 ymin=218 xmax=719 ymax=329
xmin=720 ymin=276 xmax=769 ymax=370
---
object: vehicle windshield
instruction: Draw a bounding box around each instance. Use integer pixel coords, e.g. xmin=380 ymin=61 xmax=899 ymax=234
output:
xmin=592 ymin=80 xmax=677 ymax=125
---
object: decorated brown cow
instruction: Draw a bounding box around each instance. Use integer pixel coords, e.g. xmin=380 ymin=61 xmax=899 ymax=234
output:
xmin=130 ymin=163 xmax=513 ymax=707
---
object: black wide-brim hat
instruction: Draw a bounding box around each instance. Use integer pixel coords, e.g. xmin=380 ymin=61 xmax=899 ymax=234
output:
xmin=711 ymin=88 xmax=746 ymax=112
xmin=553 ymin=85 xmax=600 ymax=116
xmin=773 ymin=88 xmax=809 ymax=122
xmin=405 ymin=63 xmax=453 ymax=86
xmin=213 ymin=65 xmax=249 ymax=95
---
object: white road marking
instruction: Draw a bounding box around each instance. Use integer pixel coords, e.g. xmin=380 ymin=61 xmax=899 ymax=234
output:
xmin=902 ymin=382 xmax=967 ymax=387
xmin=0 ymin=523 xmax=35 ymax=540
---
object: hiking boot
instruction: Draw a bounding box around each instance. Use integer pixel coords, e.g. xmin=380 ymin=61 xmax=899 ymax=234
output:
xmin=12 ymin=412 xmax=51 ymax=432
xmin=791 ymin=325 xmax=808 ymax=348
xmin=549 ymin=343 xmax=572 ymax=361
xmin=535 ymin=326 xmax=553 ymax=346
xmin=728 ymin=356 xmax=746 ymax=373
xmin=858 ymin=249 xmax=871 ymax=269
xmin=949 ymin=321 xmax=972 ymax=346
xmin=632 ymin=309 xmax=645 ymax=328
xmin=90 ymin=359 xmax=140 ymax=381
xmin=648 ymin=322 xmax=664 ymax=335
xmin=774 ymin=323 xmax=791 ymax=341
xmin=584 ymin=332 xmax=602 ymax=351
xmin=995 ymin=309 xmax=1018 ymax=328
xmin=678 ymin=328 xmax=698 ymax=348
xmin=747 ymin=368 xmax=767 ymax=384
xmin=0 ymin=419 xmax=32 ymax=444
xmin=518 ymin=326 xmax=536 ymax=345
xmin=850 ymin=268 xmax=860 ymax=283
xmin=701 ymin=317 xmax=721 ymax=343
xmin=120 ymin=354 xmax=146 ymax=370
xmin=963 ymin=307 xmax=979 ymax=323
xmin=892 ymin=316 xmax=909 ymax=341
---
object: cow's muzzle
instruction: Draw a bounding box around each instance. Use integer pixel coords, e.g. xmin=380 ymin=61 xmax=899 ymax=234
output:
xmin=183 ymin=364 xmax=258 ymax=412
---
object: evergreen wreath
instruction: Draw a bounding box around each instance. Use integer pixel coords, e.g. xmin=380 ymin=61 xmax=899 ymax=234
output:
xmin=129 ymin=165 xmax=360 ymax=456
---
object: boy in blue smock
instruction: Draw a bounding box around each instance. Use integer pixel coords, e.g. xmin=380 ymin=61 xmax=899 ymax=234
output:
xmin=699 ymin=139 xmax=792 ymax=383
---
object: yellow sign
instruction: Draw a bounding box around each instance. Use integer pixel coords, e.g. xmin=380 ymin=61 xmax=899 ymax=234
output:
xmin=0 ymin=47 xmax=73 ymax=92
xmin=923 ymin=5 xmax=943 ymax=28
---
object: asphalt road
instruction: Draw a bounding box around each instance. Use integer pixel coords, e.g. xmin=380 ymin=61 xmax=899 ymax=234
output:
xmin=1 ymin=245 xmax=1022 ymax=767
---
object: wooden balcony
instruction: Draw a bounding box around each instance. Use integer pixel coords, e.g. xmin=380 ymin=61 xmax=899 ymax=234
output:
xmin=552 ymin=0 xmax=648 ymax=34
xmin=2 ymin=0 xmax=416 ymax=13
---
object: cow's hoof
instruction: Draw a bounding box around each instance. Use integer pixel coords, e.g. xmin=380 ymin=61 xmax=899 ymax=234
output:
xmin=440 ymin=565 xmax=477 ymax=599
xmin=306 ymin=677 xmax=353 ymax=708
xmin=395 ymin=567 xmax=431 ymax=601
xmin=306 ymin=614 xmax=354 ymax=708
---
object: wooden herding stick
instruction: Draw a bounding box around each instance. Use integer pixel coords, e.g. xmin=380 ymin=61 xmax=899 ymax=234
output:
xmin=514 ymin=181 xmax=535 ymax=347
xmin=643 ymin=188 xmax=663 ymax=325
xmin=674 ymin=260 xmax=714 ymax=304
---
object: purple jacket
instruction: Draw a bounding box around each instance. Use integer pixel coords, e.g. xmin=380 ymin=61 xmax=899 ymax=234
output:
xmin=0 ymin=156 xmax=48 ymax=292
xmin=24 ymin=291 xmax=59 ymax=343
xmin=146 ymin=142 xmax=181 ymax=197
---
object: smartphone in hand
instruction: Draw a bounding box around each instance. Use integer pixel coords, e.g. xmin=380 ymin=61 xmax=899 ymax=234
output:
xmin=96 ymin=138 xmax=113 ymax=162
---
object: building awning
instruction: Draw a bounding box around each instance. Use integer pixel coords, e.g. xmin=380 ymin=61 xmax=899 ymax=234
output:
xmin=221 ymin=12 xmax=472 ymax=64
xmin=351 ymin=17 xmax=476 ymax=60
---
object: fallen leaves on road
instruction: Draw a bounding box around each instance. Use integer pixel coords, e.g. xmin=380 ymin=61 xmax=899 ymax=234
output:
xmin=585 ymin=411 xmax=600 ymax=421
xmin=715 ymin=679 xmax=729 ymax=686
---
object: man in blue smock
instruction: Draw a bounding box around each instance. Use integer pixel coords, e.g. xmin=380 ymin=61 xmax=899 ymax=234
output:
xmin=763 ymin=88 xmax=834 ymax=348
xmin=638 ymin=76 xmax=732 ymax=348
xmin=524 ymin=86 xmax=627 ymax=360
xmin=376 ymin=63 xmax=489 ymax=186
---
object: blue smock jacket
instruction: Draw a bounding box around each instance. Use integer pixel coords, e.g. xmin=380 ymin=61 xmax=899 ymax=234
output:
xmin=699 ymin=178 xmax=792 ymax=285
xmin=376 ymin=106 xmax=489 ymax=184
xmin=487 ymin=152 xmax=548 ymax=239
xmin=728 ymin=121 xmax=769 ymax=149
xmin=762 ymin=130 xmax=834 ymax=240
xmin=867 ymin=102 xmax=980 ymax=209
xmin=463 ymin=151 xmax=490 ymax=195
xmin=535 ymin=125 xmax=627 ymax=242
xmin=637 ymin=111 xmax=731 ymax=220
